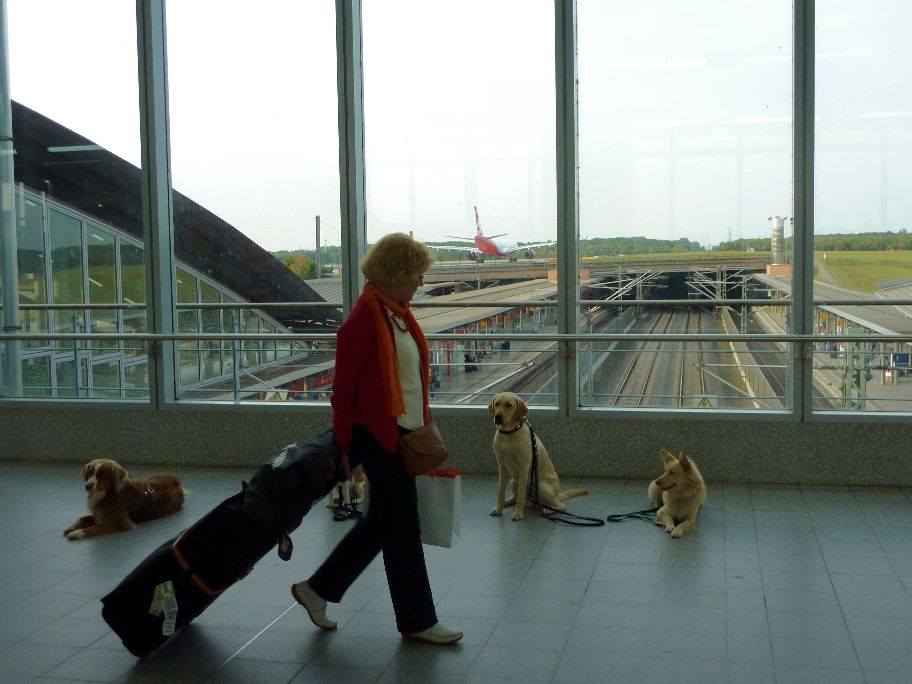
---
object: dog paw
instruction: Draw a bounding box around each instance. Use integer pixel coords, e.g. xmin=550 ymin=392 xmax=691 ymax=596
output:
xmin=66 ymin=529 xmax=86 ymax=540
xmin=670 ymin=526 xmax=684 ymax=538
xmin=663 ymin=521 xmax=675 ymax=533
xmin=489 ymin=507 xmax=502 ymax=517
xmin=510 ymin=511 xmax=524 ymax=521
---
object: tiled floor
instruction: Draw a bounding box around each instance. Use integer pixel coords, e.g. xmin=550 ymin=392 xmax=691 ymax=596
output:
xmin=1 ymin=462 xmax=911 ymax=683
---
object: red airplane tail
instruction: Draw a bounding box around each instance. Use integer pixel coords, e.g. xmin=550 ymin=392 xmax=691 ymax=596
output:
xmin=474 ymin=205 xmax=483 ymax=237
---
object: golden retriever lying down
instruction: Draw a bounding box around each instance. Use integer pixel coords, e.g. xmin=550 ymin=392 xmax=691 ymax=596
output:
xmin=647 ymin=449 xmax=707 ymax=538
xmin=488 ymin=391 xmax=588 ymax=520
xmin=64 ymin=458 xmax=186 ymax=539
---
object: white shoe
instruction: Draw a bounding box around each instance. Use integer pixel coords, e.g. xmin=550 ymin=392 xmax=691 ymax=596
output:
xmin=404 ymin=622 xmax=463 ymax=645
xmin=291 ymin=581 xmax=337 ymax=630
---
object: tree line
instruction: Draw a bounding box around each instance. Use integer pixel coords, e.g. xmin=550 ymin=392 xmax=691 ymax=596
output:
xmin=272 ymin=230 xmax=912 ymax=277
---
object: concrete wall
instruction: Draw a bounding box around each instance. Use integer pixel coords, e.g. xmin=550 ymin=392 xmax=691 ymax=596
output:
xmin=2 ymin=404 xmax=910 ymax=485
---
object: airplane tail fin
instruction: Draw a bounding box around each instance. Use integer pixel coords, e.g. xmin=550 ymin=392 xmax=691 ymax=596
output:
xmin=474 ymin=205 xmax=482 ymax=236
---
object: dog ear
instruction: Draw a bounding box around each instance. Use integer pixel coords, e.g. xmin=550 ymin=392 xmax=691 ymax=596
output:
xmin=679 ymin=453 xmax=692 ymax=472
xmin=515 ymin=397 xmax=528 ymax=422
xmin=111 ymin=463 xmax=128 ymax=489
xmin=660 ymin=449 xmax=675 ymax=464
xmin=488 ymin=398 xmax=496 ymax=416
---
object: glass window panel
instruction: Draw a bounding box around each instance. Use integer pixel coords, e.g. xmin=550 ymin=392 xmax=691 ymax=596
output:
xmin=244 ymin=311 xmax=261 ymax=368
xmin=813 ymin=1 xmax=912 ymax=414
xmin=176 ymin=267 xmax=200 ymax=387
xmin=21 ymin=355 xmax=50 ymax=398
xmin=91 ymin=359 xmax=120 ymax=399
xmin=120 ymin=241 xmax=146 ymax=358
xmin=49 ymin=208 xmax=85 ymax=352
xmin=87 ymin=227 xmax=117 ymax=356
xmin=200 ymin=282 xmax=221 ymax=380
xmin=55 ymin=356 xmax=87 ymax=398
xmin=8 ymin=0 xmax=140 ymax=400
xmin=577 ymin=0 xmax=793 ymax=411
xmin=124 ymin=361 xmax=149 ymax=400
xmin=166 ymin=1 xmax=340 ymax=403
xmin=16 ymin=194 xmax=48 ymax=348
xmin=363 ymin=0 xmax=557 ymax=409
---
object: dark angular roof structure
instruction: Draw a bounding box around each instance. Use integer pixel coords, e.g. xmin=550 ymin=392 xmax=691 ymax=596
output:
xmin=11 ymin=101 xmax=340 ymax=329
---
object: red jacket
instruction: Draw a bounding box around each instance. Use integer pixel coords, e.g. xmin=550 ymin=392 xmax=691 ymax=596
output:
xmin=331 ymin=296 xmax=423 ymax=453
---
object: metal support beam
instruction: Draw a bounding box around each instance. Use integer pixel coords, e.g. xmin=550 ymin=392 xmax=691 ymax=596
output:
xmin=0 ymin=0 xmax=21 ymax=396
xmin=793 ymin=0 xmax=815 ymax=418
xmin=555 ymin=0 xmax=579 ymax=416
xmin=336 ymin=0 xmax=366 ymax=316
xmin=136 ymin=0 xmax=177 ymax=406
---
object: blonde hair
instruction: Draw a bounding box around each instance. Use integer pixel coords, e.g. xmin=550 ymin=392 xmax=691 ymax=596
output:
xmin=360 ymin=233 xmax=434 ymax=287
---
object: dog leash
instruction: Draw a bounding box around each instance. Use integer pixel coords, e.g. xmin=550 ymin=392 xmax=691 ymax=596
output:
xmin=525 ymin=422 xmax=606 ymax=527
xmin=606 ymin=507 xmax=659 ymax=523
xmin=332 ymin=503 xmax=362 ymax=522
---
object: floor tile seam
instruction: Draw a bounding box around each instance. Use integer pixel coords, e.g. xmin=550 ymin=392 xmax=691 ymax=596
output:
xmin=844 ymin=486 xmax=894 ymax=568
xmin=723 ymin=480 xmax=763 ymax=646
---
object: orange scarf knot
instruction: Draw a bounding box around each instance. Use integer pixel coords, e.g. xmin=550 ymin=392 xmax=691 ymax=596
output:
xmin=361 ymin=281 xmax=431 ymax=423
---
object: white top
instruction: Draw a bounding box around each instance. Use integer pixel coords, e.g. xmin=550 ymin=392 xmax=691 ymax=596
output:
xmin=388 ymin=310 xmax=425 ymax=430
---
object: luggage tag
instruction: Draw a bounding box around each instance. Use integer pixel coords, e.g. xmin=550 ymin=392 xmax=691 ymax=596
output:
xmin=278 ymin=532 xmax=293 ymax=561
xmin=150 ymin=580 xmax=179 ymax=635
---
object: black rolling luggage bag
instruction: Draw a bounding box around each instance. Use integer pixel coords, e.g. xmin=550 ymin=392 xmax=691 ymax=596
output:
xmin=101 ymin=429 xmax=343 ymax=657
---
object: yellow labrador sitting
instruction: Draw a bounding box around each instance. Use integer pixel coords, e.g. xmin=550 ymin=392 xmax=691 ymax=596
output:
xmin=488 ymin=391 xmax=588 ymax=520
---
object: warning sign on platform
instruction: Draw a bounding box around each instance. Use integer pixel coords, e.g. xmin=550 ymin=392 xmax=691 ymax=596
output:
xmin=696 ymin=396 xmax=714 ymax=408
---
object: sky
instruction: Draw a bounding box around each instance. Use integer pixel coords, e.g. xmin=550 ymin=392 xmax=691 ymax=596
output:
xmin=7 ymin=0 xmax=912 ymax=253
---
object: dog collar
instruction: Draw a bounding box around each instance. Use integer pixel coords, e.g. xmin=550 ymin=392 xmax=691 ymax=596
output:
xmin=497 ymin=417 xmax=527 ymax=435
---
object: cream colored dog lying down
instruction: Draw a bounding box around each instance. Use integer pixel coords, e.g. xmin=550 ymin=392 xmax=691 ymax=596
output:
xmin=488 ymin=392 xmax=588 ymax=520
xmin=647 ymin=448 xmax=707 ymax=538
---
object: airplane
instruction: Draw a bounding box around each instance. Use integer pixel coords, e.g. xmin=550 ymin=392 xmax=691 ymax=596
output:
xmin=435 ymin=206 xmax=556 ymax=263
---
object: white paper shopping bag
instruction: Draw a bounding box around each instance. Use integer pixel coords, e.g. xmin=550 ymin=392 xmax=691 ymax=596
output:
xmin=415 ymin=468 xmax=461 ymax=548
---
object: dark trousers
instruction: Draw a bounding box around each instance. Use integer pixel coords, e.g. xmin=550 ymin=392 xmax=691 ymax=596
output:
xmin=308 ymin=425 xmax=437 ymax=634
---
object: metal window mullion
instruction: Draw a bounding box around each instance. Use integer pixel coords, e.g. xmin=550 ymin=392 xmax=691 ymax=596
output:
xmin=555 ymin=0 xmax=579 ymax=417
xmin=794 ymin=0 xmax=814 ymax=420
xmin=0 ymin=0 xmax=22 ymax=396
xmin=136 ymin=0 xmax=177 ymax=406
xmin=336 ymin=0 xmax=366 ymax=315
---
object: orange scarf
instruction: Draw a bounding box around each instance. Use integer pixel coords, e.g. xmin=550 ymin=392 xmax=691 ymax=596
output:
xmin=361 ymin=281 xmax=431 ymax=423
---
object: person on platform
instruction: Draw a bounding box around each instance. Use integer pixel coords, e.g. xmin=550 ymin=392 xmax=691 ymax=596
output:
xmin=291 ymin=233 xmax=462 ymax=645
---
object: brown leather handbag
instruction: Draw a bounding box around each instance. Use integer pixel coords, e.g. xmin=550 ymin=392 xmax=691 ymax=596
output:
xmin=398 ymin=420 xmax=449 ymax=476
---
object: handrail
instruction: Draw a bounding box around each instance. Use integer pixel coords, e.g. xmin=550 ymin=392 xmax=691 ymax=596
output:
xmin=6 ymin=298 xmax=912 ymax=310
xmin=1 ymin=332 xmax=910 ymax=343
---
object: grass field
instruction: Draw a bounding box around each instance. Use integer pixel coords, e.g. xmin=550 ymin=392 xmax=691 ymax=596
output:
xmin=815 ymin=250 xmax=912 ymax=293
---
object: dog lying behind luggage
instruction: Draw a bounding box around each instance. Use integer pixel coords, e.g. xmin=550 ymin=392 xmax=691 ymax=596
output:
xmin=325 ymin=466 xmax=368 ymax=510
xmin=488 ymin=391 xmax=588 ymax=520
xmin=64 ymin=458 xmax=186 ymax=540
xmin=647 ymin=449 xmax=707 ymax=538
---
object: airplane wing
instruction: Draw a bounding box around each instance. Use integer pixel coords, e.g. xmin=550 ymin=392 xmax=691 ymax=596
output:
xmin=501 ymin=240 xmax=556 ymax=253
xmin=438 ymin=236 xmax=477 ymax=243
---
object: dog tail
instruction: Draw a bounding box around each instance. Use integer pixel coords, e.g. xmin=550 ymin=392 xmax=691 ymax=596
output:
xmin=558 ymin=487 xmax=588 ymax=501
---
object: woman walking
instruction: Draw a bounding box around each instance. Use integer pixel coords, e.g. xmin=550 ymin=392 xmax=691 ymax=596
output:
xmin=291 ymin=232 xmax=461 ymax=645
